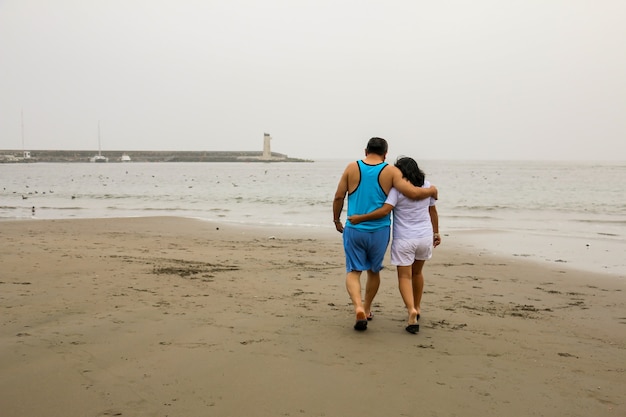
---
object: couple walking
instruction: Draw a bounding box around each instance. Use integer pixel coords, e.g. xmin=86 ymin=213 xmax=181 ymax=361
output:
xmin=332 ymin=137 xmax=440 ymax=333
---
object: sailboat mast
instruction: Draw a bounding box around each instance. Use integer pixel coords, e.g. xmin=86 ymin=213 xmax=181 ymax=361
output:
xmin=21 ymin=109 xmax=25 ymax=153
xmin=98 ymin=121 xmax=101 ymax=156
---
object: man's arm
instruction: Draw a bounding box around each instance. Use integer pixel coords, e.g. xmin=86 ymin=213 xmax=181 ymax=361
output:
xmin=332 ymin=167 xmax=350 ymax=233
xmin=390 ymin=167 xmax=438 ymax=200
xmin=348 ymin=204 xmax=393 ymax=225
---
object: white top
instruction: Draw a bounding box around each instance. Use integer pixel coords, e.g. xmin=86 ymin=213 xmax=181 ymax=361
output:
xmin=385 ymin=180 xmax=436 ymax=239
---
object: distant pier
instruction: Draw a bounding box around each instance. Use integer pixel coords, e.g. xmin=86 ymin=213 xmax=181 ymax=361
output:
xmin=1 ymin=133 xmax=312 ymax=163
xmin=0 ymin=150 xmax=312 ymax=163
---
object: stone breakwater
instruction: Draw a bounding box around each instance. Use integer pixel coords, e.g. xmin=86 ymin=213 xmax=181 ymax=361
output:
xmin=0 ymin=150 xmax=312 ymax=163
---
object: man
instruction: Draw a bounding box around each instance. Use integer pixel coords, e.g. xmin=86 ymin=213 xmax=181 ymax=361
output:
xmin=332 ymin=137 xmax=438 ymax=331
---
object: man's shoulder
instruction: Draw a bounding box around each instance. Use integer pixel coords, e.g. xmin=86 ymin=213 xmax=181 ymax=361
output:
xmin=344 ymin=160 xmax=360 ymax=172
xmin=379 ymin=163 xmax=398 ymax=178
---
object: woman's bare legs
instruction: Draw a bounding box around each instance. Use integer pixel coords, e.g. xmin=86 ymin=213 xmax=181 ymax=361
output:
xmin=411 ymin=260 xmax=426 ymax=317
xmin=397 ymin=265 xmax=418 ymax=325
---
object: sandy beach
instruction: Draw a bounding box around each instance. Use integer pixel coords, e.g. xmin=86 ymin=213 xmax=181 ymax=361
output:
xmin=1 ymin=216 xmax=624 ymax=417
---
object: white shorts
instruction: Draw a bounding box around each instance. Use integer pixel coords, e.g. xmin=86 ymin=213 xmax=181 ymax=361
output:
xmin=390 ymin=237 xmax=433 ymax=266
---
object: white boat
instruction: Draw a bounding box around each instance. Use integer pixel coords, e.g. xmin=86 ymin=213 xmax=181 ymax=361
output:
xmin=120 ymin=153 xmax=131 ymax=162
xmin=90 ymin=122 xmax=108 ymax=163
xmin=90 ymin=154 xmax=108 ymax=163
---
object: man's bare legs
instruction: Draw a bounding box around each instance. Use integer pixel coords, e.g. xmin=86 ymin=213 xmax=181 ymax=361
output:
xmin=346 ymin=270 xmax=364 ymax=312
xmin=363 ymin=270 xmax=380 ymax=319
xmin=346 ymin=271 xmax=367 ymax=322
xmin=346 ymin=270 xmax=380 ymax=329
xmin=411 ymin=260 xmax=426 ymax=317
xmin=397 ymin=265 xmax=418 ymax=325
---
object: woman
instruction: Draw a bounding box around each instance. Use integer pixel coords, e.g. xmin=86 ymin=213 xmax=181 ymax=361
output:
xmin=348 ymin=156 xmax=440 ymax=334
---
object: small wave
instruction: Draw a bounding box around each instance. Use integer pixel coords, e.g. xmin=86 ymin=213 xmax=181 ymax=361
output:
xmin=455 ymin=205 xmax=514 ymax=211
xmin=575 ymin=218 xmax=626 ymax=225
xmin=444 ymin=214 xmax=496 ymax=220
xmin=49 ymin=206 xmax=85 ymax=211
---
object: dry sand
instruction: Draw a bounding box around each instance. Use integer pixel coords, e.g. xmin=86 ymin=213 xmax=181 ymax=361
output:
xmin=1 ymin=217 xmax=624 ymax=417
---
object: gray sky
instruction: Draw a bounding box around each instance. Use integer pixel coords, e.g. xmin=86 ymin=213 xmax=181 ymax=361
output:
xmin=1 ymin=0 xmax=625 ymax=160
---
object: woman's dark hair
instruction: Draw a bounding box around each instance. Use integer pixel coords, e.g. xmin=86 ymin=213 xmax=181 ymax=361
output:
xmin=395 ymin=156 xmax=425 ymax=187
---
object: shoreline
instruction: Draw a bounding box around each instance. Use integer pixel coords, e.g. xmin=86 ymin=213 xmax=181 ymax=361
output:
xmin=449 ymin=228 xmax=625 ymax=278
xmin=5 ymin=212 xmax=623 ymax=279
xmin=1 ymin=216 xmax=624 ymax=416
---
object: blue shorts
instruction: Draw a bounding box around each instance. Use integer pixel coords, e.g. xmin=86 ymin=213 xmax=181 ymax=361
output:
xmin=343 ymin=226 xmax=390 ymax=273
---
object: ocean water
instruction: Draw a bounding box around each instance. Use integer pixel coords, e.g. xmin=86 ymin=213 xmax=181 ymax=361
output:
xmin=1 ymin=159 xmax=625 ymax=277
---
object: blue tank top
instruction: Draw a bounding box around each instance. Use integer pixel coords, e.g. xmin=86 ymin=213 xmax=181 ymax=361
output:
xmin=346 ymin=160 xmax=391 ymax=231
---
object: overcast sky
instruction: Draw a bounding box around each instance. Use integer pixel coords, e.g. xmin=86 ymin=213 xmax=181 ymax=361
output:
xmin=1 ymin=1 xmax=625 ymax=160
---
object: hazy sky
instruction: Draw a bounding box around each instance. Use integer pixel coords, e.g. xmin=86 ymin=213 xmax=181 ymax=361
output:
xmin=1 ymin=1 xmax=625 ymax=160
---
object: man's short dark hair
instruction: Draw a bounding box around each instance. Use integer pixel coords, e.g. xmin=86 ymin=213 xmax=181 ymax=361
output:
xmin=366 ymin=137 xmax=388 ymax=156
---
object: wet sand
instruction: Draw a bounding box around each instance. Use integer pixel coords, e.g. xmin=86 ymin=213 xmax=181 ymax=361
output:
xmin=1 ymin=217 xmax=624 ymax=416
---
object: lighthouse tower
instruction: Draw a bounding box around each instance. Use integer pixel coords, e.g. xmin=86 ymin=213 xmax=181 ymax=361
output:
xmin=262 ymin=133 xmax=272 ymax=159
